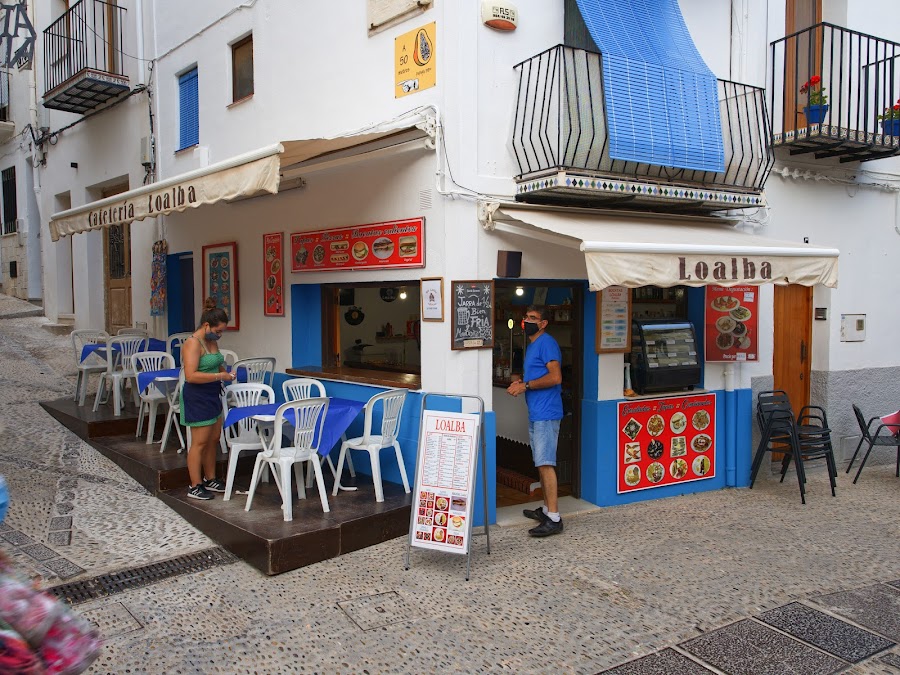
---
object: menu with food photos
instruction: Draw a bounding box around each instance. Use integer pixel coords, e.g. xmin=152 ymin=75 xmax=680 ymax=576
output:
xmin=410 ymin=410 xmax=481 ymax=555
xmin=617 ymin=393 xmax=716 ymax=493
xmin=705 ymin=286 xmax=758 ymax=362
xmin=290 ymin=218 xmax=425 ymax=273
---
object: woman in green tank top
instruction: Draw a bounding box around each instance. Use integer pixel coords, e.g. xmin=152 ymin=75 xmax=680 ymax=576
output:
xmin=181 ymin=299 xmax=237 ymax=501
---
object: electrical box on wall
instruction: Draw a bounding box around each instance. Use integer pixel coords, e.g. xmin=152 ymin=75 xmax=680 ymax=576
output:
xmin=840 ymin=314 xmax=866 ymax=342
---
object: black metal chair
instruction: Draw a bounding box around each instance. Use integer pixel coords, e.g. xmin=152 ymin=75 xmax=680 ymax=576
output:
xmin=752 ymin=391 xmax=838 ymax=503
xmin=847 ymin=404 xmax=900 ymax=484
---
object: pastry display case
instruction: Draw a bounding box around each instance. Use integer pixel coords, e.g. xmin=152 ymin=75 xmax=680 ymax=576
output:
xmin=630 ymin=320 xmax=701 ymax=394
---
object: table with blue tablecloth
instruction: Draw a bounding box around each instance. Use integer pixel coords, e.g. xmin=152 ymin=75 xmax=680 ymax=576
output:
xmin=80 ymin=338 xmax=167 ymax=363
xmin=224 ymin=397 xmax=365 ymax=458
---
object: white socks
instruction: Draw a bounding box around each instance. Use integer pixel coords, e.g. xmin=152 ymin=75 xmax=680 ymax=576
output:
xmin=542 ymin=506 xmax=561 ymax=522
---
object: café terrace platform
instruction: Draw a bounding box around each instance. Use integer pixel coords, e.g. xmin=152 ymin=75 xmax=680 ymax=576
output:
xmin=39 ymin=397 xmax=413 ymax=575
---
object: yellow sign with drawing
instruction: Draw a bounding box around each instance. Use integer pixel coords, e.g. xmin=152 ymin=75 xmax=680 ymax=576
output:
xmin=395 ymin=22 xmax=436 ymax=98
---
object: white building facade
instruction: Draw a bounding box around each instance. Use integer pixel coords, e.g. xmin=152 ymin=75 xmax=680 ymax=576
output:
xmin=34 ymin=0 xmax=900 ymax=519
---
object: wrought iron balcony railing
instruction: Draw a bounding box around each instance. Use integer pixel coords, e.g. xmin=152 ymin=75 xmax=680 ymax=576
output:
xmin=770 ymin=23 xmax=900 ymax=162
xmin=0 ymin=70 xmax=9 ymax=122
xmin=43 ymin=0 xmax=130 ymax=114
xmin=511 ymin=46 xmax=772 ymax=211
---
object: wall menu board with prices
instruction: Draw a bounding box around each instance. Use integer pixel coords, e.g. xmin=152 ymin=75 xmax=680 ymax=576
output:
xmin=705 ymin=286 xmax=758 ymax=362
xmin=596 ymin=286 xmax=631 ymax=353
xmin=451 ymin=280 xmax=494 ymax=350
xmin=290 ymin=218 xmax=425 ymax=273
xmin=410 ymin=410 xmax=481 ymax=555
xmin=617 ymin=393 xmax=716 ymax=493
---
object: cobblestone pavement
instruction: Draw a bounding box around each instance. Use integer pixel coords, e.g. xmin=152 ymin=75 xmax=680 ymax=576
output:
xmin=0 ymin=298 xmax=899 ymax=674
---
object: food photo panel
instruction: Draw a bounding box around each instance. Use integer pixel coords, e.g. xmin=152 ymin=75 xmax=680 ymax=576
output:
xmin=202 ymin=241 xmax=239 ymax=330
xmin=617 ymin=393 xmax=716 ymax=493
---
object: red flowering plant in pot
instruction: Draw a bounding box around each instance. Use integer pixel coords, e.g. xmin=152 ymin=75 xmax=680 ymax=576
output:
xmin=800 ymin=75 xmax=828 ymax=124
xmin=877 ymin=98 xmax=900 ymax=136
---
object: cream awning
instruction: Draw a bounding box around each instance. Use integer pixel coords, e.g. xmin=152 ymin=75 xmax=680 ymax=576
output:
xmin=483 ymin=205 xmax=839 ymax=289
xmin=49 ymin=114 xmax=432 ymax=241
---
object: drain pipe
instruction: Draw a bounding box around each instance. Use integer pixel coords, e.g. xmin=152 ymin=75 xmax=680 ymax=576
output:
xmin=724 ymin=363 xmax=738 ymax=486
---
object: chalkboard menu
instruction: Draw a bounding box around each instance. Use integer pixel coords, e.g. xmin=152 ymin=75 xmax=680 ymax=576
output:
xmin=451 ymin=280 xmax=494 ymax=350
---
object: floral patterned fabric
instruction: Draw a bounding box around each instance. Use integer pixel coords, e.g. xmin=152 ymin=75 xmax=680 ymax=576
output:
xmin=150 ymin=240 xmax=168 ymax=317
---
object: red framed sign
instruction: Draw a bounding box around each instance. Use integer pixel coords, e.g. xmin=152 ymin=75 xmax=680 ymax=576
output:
xmin=705 ymin=285 xmax=758 ymax=362
xmin=290 ymin=218 xmax=425 ymax=273
xmin=262 ymin=232 xmax=284 ymax=317
xmin=617 ymin=393 xmax=716 ymax=493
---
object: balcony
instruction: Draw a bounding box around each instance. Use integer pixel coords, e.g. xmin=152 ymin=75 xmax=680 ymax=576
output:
xmin=43 ymin=0 xmax=130 ymax=114
xmin=511 ymin=46 xmax=772 ymax=212
xmin=770 ymin=23 xmax=900 ymax=163
xmin=0 ymin=71 xmax=14 ymax=143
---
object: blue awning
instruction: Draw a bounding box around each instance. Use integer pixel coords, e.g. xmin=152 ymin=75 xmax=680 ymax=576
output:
xmin=574 ymin=0 xmax=725 ymax=173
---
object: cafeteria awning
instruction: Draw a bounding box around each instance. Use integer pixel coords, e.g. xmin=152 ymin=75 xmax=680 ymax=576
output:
xmin=480 ymin=203 xmax=839 ymax=289
xmin=48 ymin=112 xmax=433 ymax=241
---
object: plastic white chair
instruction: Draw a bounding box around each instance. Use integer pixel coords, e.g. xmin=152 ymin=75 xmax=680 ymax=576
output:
xmin=159 ymin=370 xmax=186 ymax=453
xmin=222 ymin=383 xmax=275 ymax=501
xmin=245 ymin=398 xmax=330 ymax=521
xmin=132 ymin=351 xmax=176 ymax=444
xmin=219 ymin=349 xmax=239 ymax=367
xmin=282 ymin=377 xmax=325 ymax=401
xmin=166 ymin=332 xmax=193 ymax=364
xmin=71 ymin=329 xmax=109 ymax=405
xmin=93 ymin=336 xmax=147 ymax=415
xmin=282 ymin=377 xmax=355 ymax=486
xmin=332 ymin=389 xmax=409 ymax=502
xmin=233 ymin=357 xmax=276 ymax=386
xmin=117 ymin=328 xmax=150 ymax=337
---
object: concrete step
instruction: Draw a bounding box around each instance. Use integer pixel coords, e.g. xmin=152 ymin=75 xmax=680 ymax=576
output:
xmin=41 ymin=322 xmax=74 ymax=335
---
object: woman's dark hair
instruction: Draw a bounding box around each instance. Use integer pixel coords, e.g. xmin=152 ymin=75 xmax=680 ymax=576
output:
xmin=199 ymin=297 xmax=229 ymax=328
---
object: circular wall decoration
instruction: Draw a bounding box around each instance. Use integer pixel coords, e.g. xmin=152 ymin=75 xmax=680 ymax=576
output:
xmin=344 ymin=306 xmax=365 ymax=326
xmin=380 ymin=287 xmax=398 ymax=303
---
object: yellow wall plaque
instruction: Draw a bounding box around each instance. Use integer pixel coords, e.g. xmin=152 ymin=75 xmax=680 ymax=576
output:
xmin=395 ymin=22 xmax=436 ymax=97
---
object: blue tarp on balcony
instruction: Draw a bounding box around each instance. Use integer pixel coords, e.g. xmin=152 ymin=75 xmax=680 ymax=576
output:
xmin=574 ymin=0 xmax=725 ymax=172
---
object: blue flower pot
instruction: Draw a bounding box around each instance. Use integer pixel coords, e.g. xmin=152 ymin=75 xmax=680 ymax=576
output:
xmin=803 ymin=104 xmax=829 ymax=125
xmin=881 ymin=118 xmax=900 ymax=136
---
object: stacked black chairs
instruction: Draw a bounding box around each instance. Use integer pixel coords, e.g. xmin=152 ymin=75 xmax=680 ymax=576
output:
xmin=846 ymin=404 xmax=900 ymax=484
xmin=751 ymin=390 xmax=837 ymax=504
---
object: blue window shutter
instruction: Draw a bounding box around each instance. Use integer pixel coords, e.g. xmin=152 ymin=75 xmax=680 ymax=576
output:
xmin=574 ymin=0 xmax=724 ymax=173
xmin=178 ymin=68 xmax=199 ymax=150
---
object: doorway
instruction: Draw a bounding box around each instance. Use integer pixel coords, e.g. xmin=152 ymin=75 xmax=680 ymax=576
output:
xmin=102 ymin=183 xmax=131 ymax=334
xmin=773 ymin=284 xmax=813 ymax=415
xmin=492 ymin=281 xmax=583 ymax=507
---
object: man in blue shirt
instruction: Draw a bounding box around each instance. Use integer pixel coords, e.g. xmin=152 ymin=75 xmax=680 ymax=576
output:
xmin=507 ymin=306 xmax=564 ymax=537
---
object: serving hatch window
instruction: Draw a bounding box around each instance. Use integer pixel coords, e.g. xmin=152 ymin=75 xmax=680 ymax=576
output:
xmin=323 ymin=282 xmax=421 ymax=374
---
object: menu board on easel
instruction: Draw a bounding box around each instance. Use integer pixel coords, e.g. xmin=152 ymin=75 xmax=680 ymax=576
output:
xmin=596 ymin=286 xmax=632 ymax=353
xmin=451 ymin=280 xmax=494 ymax=350
xmin=410 ymin=410 xmax=481 ymax=555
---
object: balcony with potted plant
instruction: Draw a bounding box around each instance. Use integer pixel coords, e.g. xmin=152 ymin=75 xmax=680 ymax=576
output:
xmin=770 ymin=23 xmax=900 ymax=162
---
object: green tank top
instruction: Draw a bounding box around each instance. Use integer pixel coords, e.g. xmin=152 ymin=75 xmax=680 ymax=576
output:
xmin=197 ymin=352 xmax=225 ymax=374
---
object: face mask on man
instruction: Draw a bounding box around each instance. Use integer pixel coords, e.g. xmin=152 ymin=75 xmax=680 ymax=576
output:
xmin=524 ymin=320 xmax=541 ymax=337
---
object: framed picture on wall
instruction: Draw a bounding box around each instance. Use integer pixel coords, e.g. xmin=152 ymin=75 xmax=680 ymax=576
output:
xmin=262 ymin=232 xmax=284 ymax=317
xmin=421 ymin=277 xmax=443 ymax=321
xmin=202 ymin=241 xmax=239 ymax=330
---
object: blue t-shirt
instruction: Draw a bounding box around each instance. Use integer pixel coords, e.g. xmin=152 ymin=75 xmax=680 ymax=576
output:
xmin=524 ymin=333 xmax=563 ymax=421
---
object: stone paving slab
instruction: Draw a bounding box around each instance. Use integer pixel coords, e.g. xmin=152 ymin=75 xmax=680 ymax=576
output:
xmin=811 ymin=585 xmax=900 ymax=643
xmin=757 ymin=602 xmax=894 ymax=663
xmin=679 ymin=619 xmax=846 ymax=674
xmin=600 ymin=648 xmax=713 ymax=674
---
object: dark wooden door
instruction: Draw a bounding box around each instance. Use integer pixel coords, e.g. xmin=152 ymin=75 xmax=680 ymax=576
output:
xmin=773 ymin=284 xmax=813 ymax=415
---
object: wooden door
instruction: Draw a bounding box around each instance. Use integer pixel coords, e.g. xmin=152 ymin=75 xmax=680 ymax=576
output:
xmin=785 ymin=0 xmax=823 ymax=131
xmin=773 ymin=284 xmax=813 ymax=415
xmin=102 ymin=183 xmax=131 ymax=334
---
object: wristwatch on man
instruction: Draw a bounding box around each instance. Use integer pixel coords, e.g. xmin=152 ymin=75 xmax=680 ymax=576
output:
xmin=525 ymin=381 xmax=531 ymax=390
